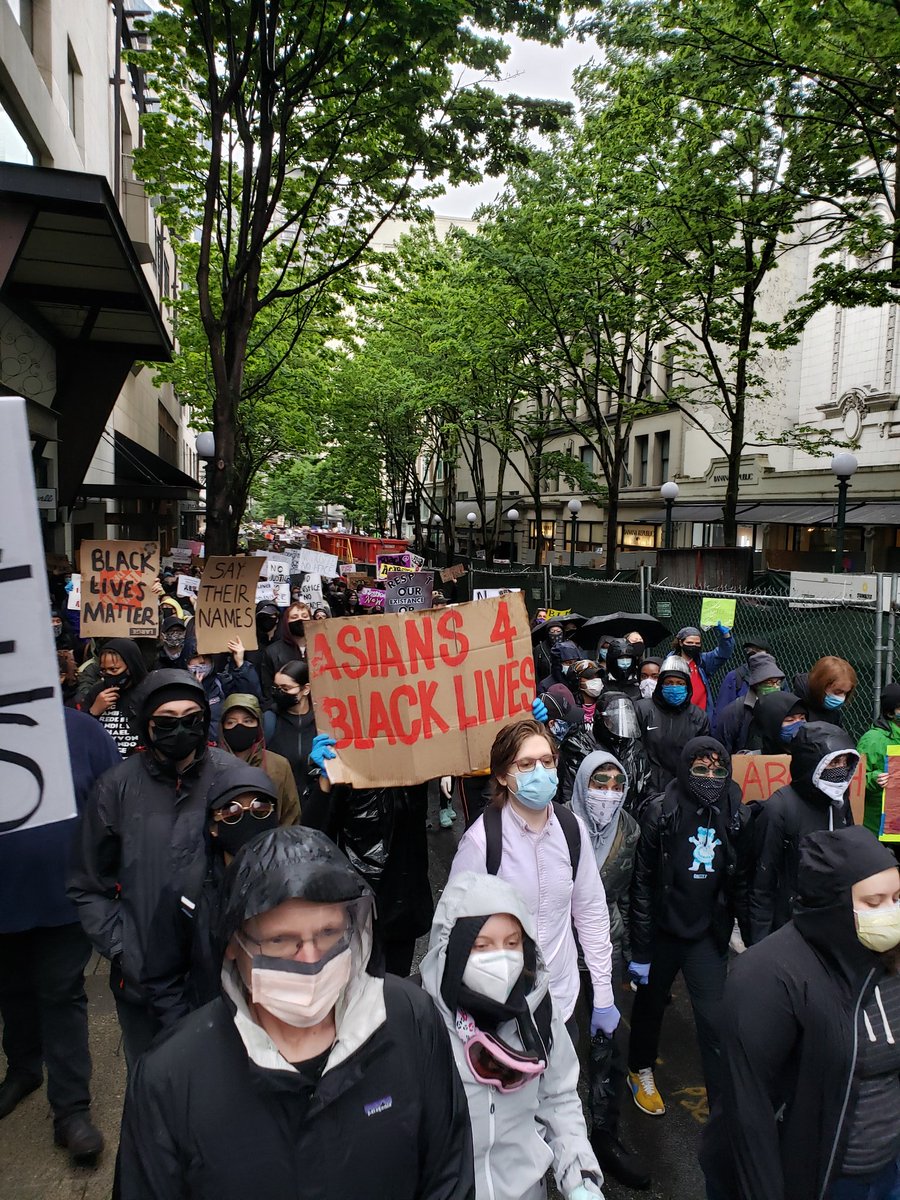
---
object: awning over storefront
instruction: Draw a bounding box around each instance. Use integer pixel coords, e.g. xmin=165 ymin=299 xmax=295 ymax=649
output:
xmin=77 ymin=431 xmax=199 ymax=501
xmin=0 ymin=163 xmax=173 ymax=505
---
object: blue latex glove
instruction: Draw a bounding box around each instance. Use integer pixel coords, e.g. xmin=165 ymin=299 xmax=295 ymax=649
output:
xmin=628 ymin=961 xmax=651 ymax=986
xmin=590 ymin=1003 xmax=621 ymax=1037
xmin=532 ymin=696 xmax=549 ymax=723
xmin=310 ymin=733 xmax=337 ymax=776
xmin=567 ymin=1184 xmax=604 ymax=1200
xmin=716 ymin=622 xmax=732 ymax=639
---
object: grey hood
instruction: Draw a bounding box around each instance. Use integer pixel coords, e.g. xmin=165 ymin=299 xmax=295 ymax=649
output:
xmin=571 ymin=750 xmax=629 ymax=871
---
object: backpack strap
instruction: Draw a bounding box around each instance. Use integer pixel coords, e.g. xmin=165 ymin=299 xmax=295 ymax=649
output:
xmin=483 ymin=804 xmax=503 ymax=875
xmin=553 ymin=801 xmax=582 ymax=880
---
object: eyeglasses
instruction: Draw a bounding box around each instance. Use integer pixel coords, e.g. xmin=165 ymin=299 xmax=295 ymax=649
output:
xmin=151 ymin=712 xmax=204 ymax=732
xmin=214 ymin=797 xmax=276 ymax=825
xmin=590 ymin=772 xmax=627 ymax=788
xmin=512 ymin=755 xmax=556 ymax=773
xmin=690 ymin=765 xmax=729 ymax=779
xmin=239 ymin=923 xmax=350 ymax=960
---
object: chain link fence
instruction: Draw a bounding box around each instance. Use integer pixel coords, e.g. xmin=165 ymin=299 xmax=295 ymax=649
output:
xmin=550 ymin=570 xmax=642 ymax=622
xmin=469 ymin=565 xmax=547 ymax=617
xmin=648 ymin=583 xmax=880 ymax=741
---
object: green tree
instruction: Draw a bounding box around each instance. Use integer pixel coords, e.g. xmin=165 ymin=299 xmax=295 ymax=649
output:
xmin=133 ymin=0 xmax=568 ymax=551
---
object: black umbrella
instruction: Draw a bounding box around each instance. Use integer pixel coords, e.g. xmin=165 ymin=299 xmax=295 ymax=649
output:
xmin=531 ymin=612 xmax=588 ymax=644
xmin=582 ymin=612 xmax=671 ymax=646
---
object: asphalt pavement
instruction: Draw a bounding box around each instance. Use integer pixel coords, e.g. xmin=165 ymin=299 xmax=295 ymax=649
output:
xmin=0 ymin=789 xmax=708 ymax=1200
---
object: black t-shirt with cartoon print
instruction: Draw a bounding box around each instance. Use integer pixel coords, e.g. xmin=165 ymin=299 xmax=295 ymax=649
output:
xmin=660 ymin=792 xmax=729 ymax=942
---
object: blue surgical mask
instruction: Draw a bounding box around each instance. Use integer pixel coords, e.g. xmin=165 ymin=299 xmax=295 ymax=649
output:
xmin=824 ymin=693 xmax=845 ymax=710
xmin=780 ymin=722 xmax=803 ymax=742
xmin=661 ymin=684 xmax=688 ymax=706
xmin=616 ymin=658 xmax=632 ymax=671
xmin=511 ymin=763 xmax=559 ymax=810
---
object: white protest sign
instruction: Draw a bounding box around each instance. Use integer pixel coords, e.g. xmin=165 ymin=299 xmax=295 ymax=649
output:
xmin=299 ymin=574 xmax=324 ymax=607
xmin=67 ymin=574 xmax=81 ymax=611
xmin=287 ymin=547 xmax=339 ymax=578
xmin=177 ymin=574 xmax=199 ymax=599
xmin=473 ymin=587 xmax=522 ymax=601
xmin=170 ymin=545 xmax=192 ymax=563
xmin=0 ymin=398 xmax=77 ymax=835
xmin=265 ymin=554 xmax=291 ymax=585
xmin=256 ymin=581 xmax=290 ymax=606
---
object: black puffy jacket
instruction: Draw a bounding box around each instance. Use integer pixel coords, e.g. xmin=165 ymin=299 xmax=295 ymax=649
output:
xmin=747 ymin=722 xmax=857 ymax=945
xmin=701 ymin=828 xmax=898 ymax=1200
xmin=556 ymin=710 xmax=652 ymax=817
xmin=629 ymin=737 xmax=748 ymax=961
xmin=118 ymin=827 xmax=474 ymax=1200
xmin=634 ymin=677 xmax=710 ymax=794
xmin=68 ymin=670 xmax=231 ymax=1020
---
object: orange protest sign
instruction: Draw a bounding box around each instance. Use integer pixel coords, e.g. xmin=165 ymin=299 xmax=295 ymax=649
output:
xmin=308 ymin=593 xmax=536 ymax=787
xmin=731 ymin=753 xmax=865 ymax=825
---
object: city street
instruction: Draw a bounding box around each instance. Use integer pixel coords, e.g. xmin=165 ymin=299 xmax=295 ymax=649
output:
xmin=0 ymin=786 xmax=707 ymax=1200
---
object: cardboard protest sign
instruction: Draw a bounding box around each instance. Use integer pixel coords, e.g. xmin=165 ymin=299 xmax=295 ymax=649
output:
xmin=79 ymin=540 xmax=160 ymax=638
xmin=440 ymin=562 xmax=467 ymax=584
xmin=732 ymin=753 xmax=865 ymax=825
xmin=67 ymin=574 xmax=81 ymax=611
xmin=287 ymin=547 xmax=339 ymax=578
xmin=357 ymin=587 xmax=385 ymax=610
xmin=177 ymin=574 xmax=199 ymax=600
xmin=0 ymin=397 xmax=77 ymax=835
xmin=170 ymin=545 xmax=192 ymax=563
xmin=880 ymin=746 xmax=900 ymax=841
xmin=699 ymin=597 xmax=737 ymax=630
xmin=474 ymin=587 xmax=522 ymax=601
xmin=347 ymin=572 xmax=372 ymax=589
xmin=546 ymin=608 xmax=572 ymax=618
xmin=385 ymin=571 xmax=433 ymax=614
xmin=195 ymin=557 xmax=264 ymax=653
xmin=309 ymin=592 xmax=536 ymax=787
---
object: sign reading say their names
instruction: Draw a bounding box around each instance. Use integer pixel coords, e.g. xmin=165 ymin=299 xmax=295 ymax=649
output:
xmin=309 ymin=593 xmax=536 ymax=787
xmin=79 ymin=540 xmax=160 ymax=638
xmin=0 ymin=397 xmax=77 ymax=835
xmin=195 ymin=556 xmax=264 ymax=653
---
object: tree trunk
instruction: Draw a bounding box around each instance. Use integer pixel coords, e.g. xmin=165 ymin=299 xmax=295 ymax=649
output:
xmin=605 ymin=473 xmax=620 ymax=573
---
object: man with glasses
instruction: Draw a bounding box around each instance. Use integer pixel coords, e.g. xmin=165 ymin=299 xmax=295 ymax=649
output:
xmin=118 ymin=827 xmax=475 ymax=1200
xmin=69 ymin=670 xmax=232 ymax=1070
xmin=626 ymin=736 xmax=748 ymax=1117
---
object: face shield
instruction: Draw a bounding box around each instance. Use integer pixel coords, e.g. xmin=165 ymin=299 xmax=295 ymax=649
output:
xmin=598 ymin=695 xmax=640 ymax=740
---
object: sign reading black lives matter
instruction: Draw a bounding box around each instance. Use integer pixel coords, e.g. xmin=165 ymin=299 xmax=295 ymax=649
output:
xmin=0 ymin=398 xmax=76 ymax=836
xmin=79 ymin=540 xmax=160 ymax=638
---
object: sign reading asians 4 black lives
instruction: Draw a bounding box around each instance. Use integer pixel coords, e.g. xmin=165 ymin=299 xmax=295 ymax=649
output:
xmin=308 ymin=593 xmax=536 ymax=788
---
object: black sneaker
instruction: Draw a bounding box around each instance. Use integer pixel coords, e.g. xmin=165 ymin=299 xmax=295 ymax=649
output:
xmin=591 ymin=1129 xmax=652 ymax=1190
xmin=54 ymin=1114 xmax=104 ymax=1166
xmin=0 ymin=1072 xmax=42 ymax=1120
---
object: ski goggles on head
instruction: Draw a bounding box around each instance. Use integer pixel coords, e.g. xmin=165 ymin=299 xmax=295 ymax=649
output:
xmin=456 ymin=1010 xmax=546 ymax=1092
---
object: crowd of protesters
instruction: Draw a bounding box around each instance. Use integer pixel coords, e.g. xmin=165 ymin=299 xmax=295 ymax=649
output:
xmin=2 ymin=557 xmax=900 ymax=1200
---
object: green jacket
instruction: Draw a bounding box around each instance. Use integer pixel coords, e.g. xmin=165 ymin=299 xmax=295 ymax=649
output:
xmin=857 ymin=718 xmax=900 ymax=834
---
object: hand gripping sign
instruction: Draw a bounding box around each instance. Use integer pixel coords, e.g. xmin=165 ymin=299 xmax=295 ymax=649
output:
xmin=308 ymin=593 xmax=536 ymax=788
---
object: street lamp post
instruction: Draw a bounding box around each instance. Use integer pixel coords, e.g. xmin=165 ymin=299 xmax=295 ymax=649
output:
xmin=466 ymin=511 xmax=477 ymax=561
xmin=506 ymin=508 xmax=520 ymax=565
xmin=660 ymin=481 xmax=679 ymax=550
xmin=430 ymin=513 xmax=442 ymax=564
xmin=830 ymin=452 xmax=858 ymax=574
xmin=567 ymin=497 xmax=582 ymax=568
xmin=195 ymin=432 xmax=216 ymax=540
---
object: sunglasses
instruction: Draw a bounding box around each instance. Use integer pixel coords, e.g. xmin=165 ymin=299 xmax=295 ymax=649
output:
xmin=214 ymin=798 xmax=276 ymax=825
xmin=590 ymin=772 xmax=627 ymax=788
xmin=463 ymin=1030 xmax=547 ymax=1093
xmin=152 ymin=713 xmax=205 ymax=732
xmin=690 ymin=765 xmax=729 ymax=779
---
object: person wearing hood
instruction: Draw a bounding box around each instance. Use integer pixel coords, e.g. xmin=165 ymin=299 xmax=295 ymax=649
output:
xmin=260 ymin=600 xmax=311 ymax=699
xmin=79 ymin=637 xmax=149 ymax=757
xmin=638 ymin=658 xmax=661 ymax=701
xmin=857 ymin=683 xmax=900 ymax=835
xmin=141 ymin=763 xmax=281 ymax=1021
xmin=793 ymin=655 xmax=858 ymax=727
xmin=572 ymin=660 xmax=604 ymax=726
xmin=715 ymin=652 xmax=786 ymax=755
xmin=244 ymin=600 xmax=281 ymax=675
xmin=218 ymin=693 xmax=300 ymax=827
xmin=747 ymin=690 xmax=808 ymax=755
xmin=155 ymin=614 xmax=189 ymax=671
xmin=710 ymin=634 xmax=772 ymax=732
xmin=538 ymin=639 xmax=584 ymax=702
xmin=627 ymin=736 xmax=748 ymax=1116
xmin=603 ymin=638 xmax=641 ymax=702
xmin=68 ymin=670 xmax=233 ymax=1068
xmin=671 ymin=624 xmax=734 ymax=712
xmin=185 ymin=633 xmax=262 ymax=745
xmin=557 ymin=692 xmax=653 ymax=820
xmin=748 ymin=722 xmax=859 ymax=945
xmin=449 ymin=720 xmax=617 ymax=1044
xmin=570 ymin=754 xmax=648 ymax=1191
xmin=700 ymin=827 xmax=900 ymax=1200
xmin=420 ymin=873 xmax=606 ymax=1200
xmin=118 ymin=827 xmax=475 ymax=1200
xmin=634 ymin=654 xmax=710 ymax=794
xmin=534 ymin=619 xmax=567 ymax=680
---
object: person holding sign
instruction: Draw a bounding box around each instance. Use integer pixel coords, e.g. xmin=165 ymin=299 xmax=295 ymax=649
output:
xmin=79 ymin=638 xmax=149 ymax=758
xmin=857 ymin=684 xmax=900 ymax=836
xmin=672 ymin=625 xmax=734 ymax=713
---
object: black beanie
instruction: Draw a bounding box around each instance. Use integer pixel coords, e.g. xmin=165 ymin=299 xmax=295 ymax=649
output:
xmin=881 ymin=683 xmax=900 ymax=718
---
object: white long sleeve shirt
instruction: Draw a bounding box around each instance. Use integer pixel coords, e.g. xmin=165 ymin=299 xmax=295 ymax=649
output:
xmin=449 ymin=804 xmax=614 ymax=1019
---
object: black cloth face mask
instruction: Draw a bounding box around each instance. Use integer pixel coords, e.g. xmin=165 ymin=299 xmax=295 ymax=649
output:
xmin=149 ymin=713 xmax=207 ymax=760
xmin=288 ymin=619 xmax=305 ymax=636
xmin=257 ymin=614 xmax=278 ymax=633
xmin=102 ymin=673 xmax=130 ymax=691
xmin=271 ymin=686 xmax=297 ymax=712
xmin=222 ymin=723 xmax=259 ymax=753
xmin=213 ymin=809 xmax=278 ymax=856
xmin=681 ymin=644 xmax=702 ymax=661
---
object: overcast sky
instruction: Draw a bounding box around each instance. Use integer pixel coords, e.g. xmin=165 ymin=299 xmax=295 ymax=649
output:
xmin=430 ymin=31 xmax=599 ymax=219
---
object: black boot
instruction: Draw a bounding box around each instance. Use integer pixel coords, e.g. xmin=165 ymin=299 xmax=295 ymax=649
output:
xmin=0 ymin=1072 xmax=42 ymax=1119
xmin=54 ymin=1114 xmax=104 ymax=1166
xmin=591 ymin=1129 xmax=652 ymax=1191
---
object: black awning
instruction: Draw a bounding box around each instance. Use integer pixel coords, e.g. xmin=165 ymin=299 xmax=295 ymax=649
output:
xmin=77 ymin=431 xmax=199 ymax=501
xmin=0 ymin=163 xmax=172 ymax=359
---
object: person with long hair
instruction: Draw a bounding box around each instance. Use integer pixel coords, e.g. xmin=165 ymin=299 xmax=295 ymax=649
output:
xmin=794 ymin=656 xmax=858 ymax=728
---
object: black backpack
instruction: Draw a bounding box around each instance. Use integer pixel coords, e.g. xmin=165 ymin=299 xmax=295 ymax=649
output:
xmin=483 ymin=801 xmax=582 ymax=880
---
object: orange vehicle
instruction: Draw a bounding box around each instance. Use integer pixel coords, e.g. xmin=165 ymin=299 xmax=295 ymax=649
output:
xmin=305 ymin=532 xmax=411 ymax=565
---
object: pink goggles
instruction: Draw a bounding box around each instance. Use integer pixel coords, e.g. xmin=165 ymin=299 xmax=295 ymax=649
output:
xmin=456 ymin=1010 xmax=547 ymax=1093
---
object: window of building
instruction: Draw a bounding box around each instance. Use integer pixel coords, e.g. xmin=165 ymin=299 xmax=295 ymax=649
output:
xmin=655 ymin=430 xmax=670 ymax=485
xmin=618 ymin=524 xmax=659 ymax=550
xmin=528 ymin=519 xmax=557 ymax=551
xmin=635 ymin=435 xmax=649 ymax=487
xmin=158 ymin=402 xmax=178 ymax=467
xmin=0 ymin=91 xmax=37 ymax=164
xmin=563 ymin=520 xmax=605 ymax=553
xmin=580 ymin=444 xmax=594 ymax=472
xmin=663 ymin=346 xmax=675 ymax=397
xmin=5 ymin=0 xmax=32 ymax=47
xmin=67 ymin=42 xmax=83 ymax=148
